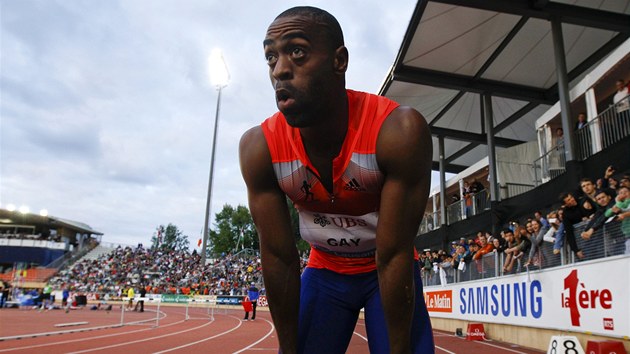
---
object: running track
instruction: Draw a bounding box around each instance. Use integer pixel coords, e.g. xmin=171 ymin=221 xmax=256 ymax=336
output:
xmin=0 ymin=305 xmax=543 ymax=353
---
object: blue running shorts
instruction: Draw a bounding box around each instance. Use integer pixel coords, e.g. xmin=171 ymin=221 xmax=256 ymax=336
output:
xmin=297 ymin=263 xmax=435 ymax=353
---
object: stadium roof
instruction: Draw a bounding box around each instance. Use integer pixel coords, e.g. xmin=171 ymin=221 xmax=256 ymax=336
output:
xmin=0 ymin=208 xmax=103 ymax=235
xmin=379 ymin=0 xmax=630 ymax=173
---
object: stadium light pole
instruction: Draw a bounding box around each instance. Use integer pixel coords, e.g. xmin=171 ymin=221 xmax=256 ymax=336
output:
xmin=201 ymin=49 xmax=229 ymax=266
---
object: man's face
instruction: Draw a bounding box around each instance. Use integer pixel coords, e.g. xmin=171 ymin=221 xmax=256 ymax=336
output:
xmin=594 ymin=192 xmax=611 ymax=207
xmin=563 ymin=194 xmax=577 ymax=207
xmin=617 ymin=80 xmax=625 ymax=91
xmin=578 ymin=114 xmax=586 ymax=122
xmin=478 ymin=235 xmax=486 ymax=246
xmin=263 ymin=15 xmax=340 ymax=126
xmin=618 ymin=187 xmax=630 ymax=201
xmin=581 ymin=181 xmax=595 ymax=195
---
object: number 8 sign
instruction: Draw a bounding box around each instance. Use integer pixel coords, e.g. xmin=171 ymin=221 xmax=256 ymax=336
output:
xmin=547 ymin=336 xmax=585 ymax=354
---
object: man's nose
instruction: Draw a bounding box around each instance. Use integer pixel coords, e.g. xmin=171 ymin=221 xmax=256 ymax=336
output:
xmin=272 ymin=55 xmax=292 ymax=81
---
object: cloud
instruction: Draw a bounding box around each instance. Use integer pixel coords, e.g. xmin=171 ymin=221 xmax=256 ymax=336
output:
xmin=1 ymin=0 xmax=419 ymax=247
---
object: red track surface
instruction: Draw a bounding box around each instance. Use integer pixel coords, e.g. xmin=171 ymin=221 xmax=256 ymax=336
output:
xmin=0 ymin=306 xmax=543 ymax=353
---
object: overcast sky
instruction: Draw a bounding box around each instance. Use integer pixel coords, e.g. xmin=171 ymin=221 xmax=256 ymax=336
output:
xmin=1 ymin=0 xmax=443 ymax=247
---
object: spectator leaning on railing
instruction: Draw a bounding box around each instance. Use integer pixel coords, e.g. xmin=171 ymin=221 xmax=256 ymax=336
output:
xmin=525 ymin=219 xmax=550 ymax=268
xmin=549 ymin=210 xmax=565 ymax=255
xmin=502 ymin=229 xmax=520 ymax=273
xmin=472 ymin=232 xmax=494 ymax=261
xmin=604 ymin=186 xmax=630 ymax=254
xmin=560 ymin=191 xmax=595 ymax=259
xmin=581 ymin=189 xmax=617 ymax=241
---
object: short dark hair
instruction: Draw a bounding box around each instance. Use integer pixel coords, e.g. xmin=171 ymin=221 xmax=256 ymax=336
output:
xmin=580 ymin=178 xmax=594 ymax=184
xmin=594 ymin=189 xmax=610 ymax=197
xmin=275 ymin=6 xmax=344 ymax=50
xmin=559 ymin=192 xmax=573 ymax=203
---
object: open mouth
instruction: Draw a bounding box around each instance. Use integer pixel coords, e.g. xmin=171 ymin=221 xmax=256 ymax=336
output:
xmin=275 ymin=88 xmax=292 ymax=102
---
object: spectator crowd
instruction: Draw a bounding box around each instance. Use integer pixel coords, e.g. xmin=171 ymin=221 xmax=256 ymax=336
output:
xmin=420 ymin=165 xmax=630 ymax=286
xmin=45 ymin=244 xmax=275 ymax=300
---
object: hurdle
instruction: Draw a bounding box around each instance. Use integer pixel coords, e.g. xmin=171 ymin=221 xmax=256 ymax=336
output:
xmin=120 ymin=297 xmax=161 ymax=328
xmin=184 ymin=296 xmax=222 ymax=321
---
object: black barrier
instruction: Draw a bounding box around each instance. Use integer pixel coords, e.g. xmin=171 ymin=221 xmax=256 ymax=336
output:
xmin=75 ymin=295 xmax=87 ymax=306
xmin=216 ymin=295 xmax=243 ymax=305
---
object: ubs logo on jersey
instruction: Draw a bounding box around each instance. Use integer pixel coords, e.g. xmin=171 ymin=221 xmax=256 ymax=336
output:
xmin=312 ymin=214 xmax=367 ymax=229
xmin=313 ymin=214 xmax=331 ymax=227
xmin=344 ymin=178 xmax=366 ymax=191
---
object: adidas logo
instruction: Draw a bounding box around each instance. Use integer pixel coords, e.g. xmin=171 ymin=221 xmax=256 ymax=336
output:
xmin=344 ymin=178 xmax=366 ymax=191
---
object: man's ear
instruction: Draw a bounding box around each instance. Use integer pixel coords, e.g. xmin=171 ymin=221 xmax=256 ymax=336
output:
xmin=334 ymin=46 xmax=348 ymax=74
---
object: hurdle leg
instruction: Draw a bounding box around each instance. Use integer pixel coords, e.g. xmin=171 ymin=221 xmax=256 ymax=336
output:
xmin=120 ymin=298 xmax=125 ymax=326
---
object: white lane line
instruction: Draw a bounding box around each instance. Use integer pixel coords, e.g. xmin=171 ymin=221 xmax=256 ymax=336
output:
xmin=352 ymin=332 xmax=368 ymax=341
xmin=0 ymin=319 xmax=186 ymax=353
xmin=154 ymin=315 xmax=245 ymax=354
xmin=232 ymin=318 xmax=275 ymax=354
xmin=436 ymin=331 xmax=530 ymax=354
xmin=472 ymin=340 xmax=530 ymax=354
xmin=0 ymin=309 xmax=174 ymax=352
xmin=351 ymin=332 xmax=455 ymax=354
xmin=435 ymin=345 xmax=457 ymax=354
xmin=66 ymin=319 xmax=215 ymax=353
xmin=0 ymin=308 xmax=168 ymax=342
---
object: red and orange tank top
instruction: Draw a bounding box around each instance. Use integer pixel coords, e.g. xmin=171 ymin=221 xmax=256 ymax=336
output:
xmin=261 ymin=90 xmax=399 ymax=274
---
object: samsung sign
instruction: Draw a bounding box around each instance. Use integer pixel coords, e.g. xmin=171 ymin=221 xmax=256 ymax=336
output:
xmin=423 ymin=257 xmax=630 ymax=338
xmin=459 ymin=280 xmax=542 ymax=318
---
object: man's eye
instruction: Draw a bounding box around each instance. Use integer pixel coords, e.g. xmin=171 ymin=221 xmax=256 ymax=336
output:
xmin=291 ymin=48 xmax=305 ymax=58
xmin=265 ymin=54 xmax=277 ymax=65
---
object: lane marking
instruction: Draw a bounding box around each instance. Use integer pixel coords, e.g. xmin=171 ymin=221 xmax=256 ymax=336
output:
xmin=436 ymin=331 xmax=531 ymax=354
xmin=232 ymin=318 xmax=275 ymax=354
xmin=66 ymin=317 xmax=216 ymax=353
xmin=0 ymin=308 xmax=173 ymax=352
xmin=436 ymin=345 xmax=457 ymax=354
xmin=153 ymin=315 xmax=245 ymax=354
xmin=352 ymin=332 xmax=368 ymax=341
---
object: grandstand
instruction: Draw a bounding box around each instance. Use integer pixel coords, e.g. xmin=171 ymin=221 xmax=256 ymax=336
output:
xmin=379 ymin=1 xmax=630 ymax=352
xmin=0 ymin=209 xmax=102 ymax=288
xmin=1 ymin=2 xmax=628 ymax=352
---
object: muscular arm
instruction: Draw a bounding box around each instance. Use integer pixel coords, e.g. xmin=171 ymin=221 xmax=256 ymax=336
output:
xmin=239 ymin=127 xmax=301 ymax=354
xmin=375 ymin=106 xmax=432 ymax=353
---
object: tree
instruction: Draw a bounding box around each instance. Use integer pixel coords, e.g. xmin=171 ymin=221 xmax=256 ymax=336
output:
xmin=208 ymin=204 xmax=258 ymax=257
xmin=151 ymin=223 xmax=189 ymax=252
xmin=206 ymin=202 xmax=309 ymax=257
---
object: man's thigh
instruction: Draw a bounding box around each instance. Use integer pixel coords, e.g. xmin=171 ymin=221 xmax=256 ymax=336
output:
xmin=364 ymin=264 xmax=435 ymax=354
xmin=298 ymin=268 xmax=363 ymax=354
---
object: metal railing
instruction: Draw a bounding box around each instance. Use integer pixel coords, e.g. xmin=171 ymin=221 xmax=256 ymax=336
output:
xmin=501 ymin=182 xmax=535 ymax=199
xmin=444 ymin=189 xmax=490 ymax=224
xmin=533 ymin=142 xmax=566 ymax=186
xmin=418 ymin=213 xmax=437 ymax=234
xmin=447 ymin=200 xmax=464 ymax=224
xmin=575 ymin=98 xmax=630 ymax=161
xmin=47 ymin=239 xmax=99 ymax=270
xmin=535 ymin=97 xmax=629 ymax=183
xmin=421 ymin=220 xmax=627 ymax=287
